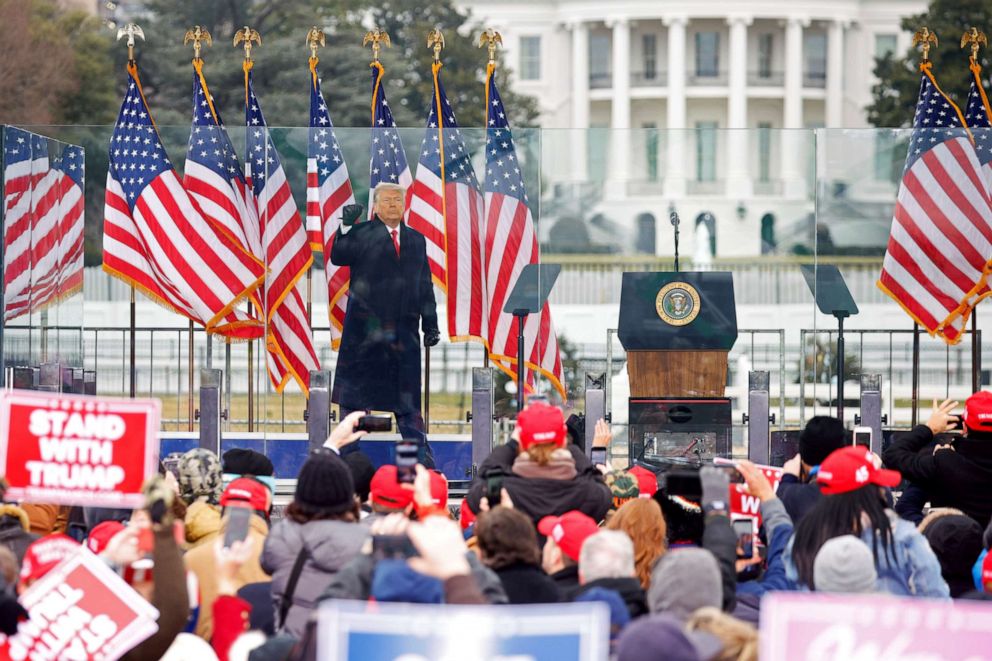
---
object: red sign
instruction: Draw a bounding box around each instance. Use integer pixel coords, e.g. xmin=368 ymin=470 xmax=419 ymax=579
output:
xmin=760 ymin=592 xmax=992 ymax=660
xmin=0 ymin=549 xmax=159 ymax=661
xmin=712 ymin=458 xmax=784 ymax=529
xmin=0 ymin=390 xmax=160 ymax=508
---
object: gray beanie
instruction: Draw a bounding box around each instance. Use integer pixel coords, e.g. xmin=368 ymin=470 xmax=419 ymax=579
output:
xmin=814 ymin=535 xmax=877 ymax=593
xmin=648 ymin=548 xmax=722 ymax=622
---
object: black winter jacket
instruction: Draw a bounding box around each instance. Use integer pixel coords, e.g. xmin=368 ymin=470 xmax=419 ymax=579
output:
xmin=493 ymin=562 xmax=561 ymax=604
xmin=883 ymin=425 xmax=992 ymax=526
xmin=569 ymin=576 xmax=648 ymax=619
xmin=465 ymin=442 xmax=612 ymax=525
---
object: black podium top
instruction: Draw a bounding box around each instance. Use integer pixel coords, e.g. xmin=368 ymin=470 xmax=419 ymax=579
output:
xmin=618 ymin=272 xmax=738 ymax=351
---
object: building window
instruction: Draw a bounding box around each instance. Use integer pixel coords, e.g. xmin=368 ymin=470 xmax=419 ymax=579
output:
xmin=874 ymin=131 xmax=898 ymax=182
xmin=643 ymin=34 xmax=657 ymax=81
xmin=590 ymin=33 xmax=611 ymax=87
xmin=758 ymin=33 xmax=774 ymax=78
xmin=589 ymin=124 xmax=608 ymax=183
xmin=636 ymin=213 xmax=657 ymax=254
xmin=644 ymin=122 xmax=659 ymax=181
xmin=695 ymin=32 xmax=720 ymax=77
xmin=696 ymin=121 xmax=717 ymax=182
xmin=757 ymin=122 xmax=772 ymax=183
xmin=804 ymin=32 xmax=827 ymax=84
xmin=519 ymin=36 xmax=541 ymax=80
xmin=875 ymin=33 xmax=897 ymax=60
xmin=761 ymin=213 xmax=777 ymax=254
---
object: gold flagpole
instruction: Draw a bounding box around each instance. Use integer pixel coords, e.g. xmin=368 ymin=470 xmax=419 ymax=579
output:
xmin=305 ymin=27 xmax=325 ymax=326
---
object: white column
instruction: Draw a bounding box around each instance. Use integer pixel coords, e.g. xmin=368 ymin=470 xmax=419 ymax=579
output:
xmin=726 ymin=16 xmax=752 ymax=198
xmin=781 ymin=17 xmax=808 ymax=198
xmin=664 ymin=15 xmax=687 ymax=198
xmin=826 ymin=20 xmax=845 ymax=127
xmin=570 ymin=20 xmax=590 ymax=182
xmin=607 ymin=17 xmax=631 ymax=196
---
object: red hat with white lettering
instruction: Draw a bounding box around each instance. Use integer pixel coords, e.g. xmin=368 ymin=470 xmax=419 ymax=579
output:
xmin=19 ymin=533 xmax=79 ymax=586
xmin=220 ymin=477 xmax=271 ymax=513
xmin=963 ymin=391 xmax=992 ymax=433
xmin=86 ymin=521 xmax=125 ymax=555
xmin=517 ymin=403 xmax=567 ymax=450
xmin=816 ymin=447 xmax=901 ymax=495
xmin=628 ymin=466 xmax=658 ymax=498
xmin=537 ymin=510 xmax=599 ymax=562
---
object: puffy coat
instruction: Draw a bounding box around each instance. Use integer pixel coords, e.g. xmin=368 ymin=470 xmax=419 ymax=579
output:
xmin=465 ymin=442 xmax=612 ymax=526
xmin=184 ymin=500 xmax=222 ymax=549
xmin=260 ymin=518 xmax=368 ymax=637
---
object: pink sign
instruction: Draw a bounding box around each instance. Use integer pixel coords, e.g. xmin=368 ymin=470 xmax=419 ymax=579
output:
xmin=760 ymin=592 xmax=992 ymax=660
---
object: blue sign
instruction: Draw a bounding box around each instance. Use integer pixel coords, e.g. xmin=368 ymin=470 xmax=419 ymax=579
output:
xmin=317 ymin=600 xmax=609 ymax=661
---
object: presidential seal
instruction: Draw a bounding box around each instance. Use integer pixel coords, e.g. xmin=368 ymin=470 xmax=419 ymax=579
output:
xmin=656 ymin=281 xmax=701 ymax=326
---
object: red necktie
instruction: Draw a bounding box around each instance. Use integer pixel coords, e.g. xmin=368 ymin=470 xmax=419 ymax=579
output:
xmin=390 ymin=229 xmax=400 ymax=257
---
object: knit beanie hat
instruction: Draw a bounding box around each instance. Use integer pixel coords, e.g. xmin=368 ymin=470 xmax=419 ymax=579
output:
xmin=922 ymin=515 xmax=984 ymax=597
xmin=293 ymin=449 xmax=355 ymax=515
xmin=813 ymin=535 xmax=877 ymax=593
xmin=648 ymin=548 xmax=722 ymax=622
xmin=178 ymin=449 xmax=223 ymax=505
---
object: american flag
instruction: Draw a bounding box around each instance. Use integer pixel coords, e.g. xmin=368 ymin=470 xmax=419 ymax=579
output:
xmin=964 ymin=62 xmax=992 ymax=193
xmin=878 ymin=64 xmax=992 ymax=344
xmin=182 ymin=63 xmax=264 ymax=341
xmin=484 ymin=68 xmax=564 ymax=398
xmin=368 ymin=61 xmax=412 ymax=215
xmin=408 ymin=62 xmax=487 ymax=343
xmin=3 ymin=127 xmax=35 ymax=322
xmin=306 ymin=59 xmax=355 ymax=350
xmin=102 ymin=65 xmax=266 ymax=337
xmin=244 ymin=67 xmax=320 ymax=392
xmin=31 ymin=143 xmax=85 ymax=312
xmin=27 ymin=133 xmax=61 ymax=316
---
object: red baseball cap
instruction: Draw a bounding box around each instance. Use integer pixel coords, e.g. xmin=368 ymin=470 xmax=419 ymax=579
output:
xmin=370 ymin=465 xmax=414 ymax=510
xmin=816 ymin=447 xmax=901 ymax=495
xmin=20 ymin=533 xmax=80 ymax=585
xmin=517 ymin=403 xmax=567 ymax=450
xmin=537 ymin=511 xmax=599 ymax=562
xmin=981 ymin=551 xmax=992 ymax=591
xmin=963 ymin=391 xmax=992 ymax=432
xmin=628 ymin=466 xmax=658 ymax=498
xmin=86 ymin=521 xmax=125 ymax=555
xmin=221 ymin=477 xmax=271 ymax=512
xmin=429 ymin=470 xmax=448 ymax=509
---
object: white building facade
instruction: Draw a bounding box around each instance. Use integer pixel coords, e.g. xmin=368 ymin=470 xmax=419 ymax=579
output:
xmin=455 ymin=0 xmax=926 ymax=257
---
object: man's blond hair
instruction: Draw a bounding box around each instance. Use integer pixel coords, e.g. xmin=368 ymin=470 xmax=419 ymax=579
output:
xmin=372 ymin=182 xmax=407 ymax=202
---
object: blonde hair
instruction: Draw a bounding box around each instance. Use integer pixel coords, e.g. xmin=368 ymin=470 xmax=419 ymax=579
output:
xmin=372 ymin=182 xmax=407 ymax=202
xmin=686 ymin=607 xmax=758 ymax=661
xmin=523 ymin=442 xmax=559 ymax=466
xmin=606 ymin=499 xmax=666 ymax=589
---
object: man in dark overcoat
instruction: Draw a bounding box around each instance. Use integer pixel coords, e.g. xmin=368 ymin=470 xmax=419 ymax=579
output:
xmin=330 ymin=183 xmax=440 ymax=464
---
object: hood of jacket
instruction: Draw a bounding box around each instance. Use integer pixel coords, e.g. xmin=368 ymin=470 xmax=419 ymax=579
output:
xmin=262 ymin=518 xmax=368 ymax=576
xmin=184 ymin=500 xmax=222 ymax=545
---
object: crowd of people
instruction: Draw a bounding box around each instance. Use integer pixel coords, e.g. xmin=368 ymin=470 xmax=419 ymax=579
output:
xmin=0 ymin=395 xmax=990 ymax=660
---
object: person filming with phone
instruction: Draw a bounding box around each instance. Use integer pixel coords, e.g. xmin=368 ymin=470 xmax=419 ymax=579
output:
xmin=330 ymin=183 xmax=440 ymax=467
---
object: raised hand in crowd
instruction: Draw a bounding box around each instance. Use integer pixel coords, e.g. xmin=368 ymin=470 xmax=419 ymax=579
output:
xmin=478 ymin=488 xmax=514 ymax=513
xmin=736 ymin=461 xmax=777 ymax=503
xmin=406 ymin=516 xmax=472 ymax=581
xmin=592 ymin=419 xmax=611 ymax=448
xmin=927 ymin=398 xmax=960 ymax=436
xmin=324 ymin=410 xmax=368 ymax=452
xmin=782 ymin=453 xmax=802 ymax=478
xmin=214 ymin=538 xmax=256 ymax=597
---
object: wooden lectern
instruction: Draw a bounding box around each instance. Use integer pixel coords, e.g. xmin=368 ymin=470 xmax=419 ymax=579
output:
xmin=618 ymin=272 xmax=738 ymax=397
xmin=618 ymin=272 xmax=738 ymax=461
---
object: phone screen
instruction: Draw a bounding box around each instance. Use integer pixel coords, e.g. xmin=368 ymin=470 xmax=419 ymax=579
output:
xmin=223 ymin=505 xmax=252 ymax=548
xmin=395 ymin=442 xmax=419 ymax=484
xmin=733 ymin=518 xmax=755 ymax=559
xmin=590 ymin=447 xmax=608 ymax=465
xmin=853 ymin=431 xmax=872 ymax=448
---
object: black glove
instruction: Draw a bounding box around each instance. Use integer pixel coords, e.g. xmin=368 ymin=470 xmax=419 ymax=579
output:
xmin=341 ymin=204 xmax=365 ymax=227
xmin=0 ymin=593 xmax=27 ymax=635
xmin=424 ymin=329 xmax=441 ymax=347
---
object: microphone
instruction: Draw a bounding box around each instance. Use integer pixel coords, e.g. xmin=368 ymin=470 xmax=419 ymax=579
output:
xmin=670 ymin=210 xmax=680 ymax=227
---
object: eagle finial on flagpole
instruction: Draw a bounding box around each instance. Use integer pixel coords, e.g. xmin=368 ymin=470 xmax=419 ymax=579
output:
xmin=961 ymin=27 xmax=988 ymax=63
xmin=306 ymin=26 xmax=325 ymax=62
xmin=427 ymin=27 xmax=445 ymax=64
xmin=913 ymin=26 xmax=938 ymax=63
xmin=234 ymin=26 xmax=262 ymax=63
xmin=116 ymin=22 xmax=145 ymax=64
xmin=479 ymin=28 xmax=502 ymax=66
xmin=363 ymin=28 xmax=391 ymax=64
xmin=183 ymin=25 xmax=212 ymax=63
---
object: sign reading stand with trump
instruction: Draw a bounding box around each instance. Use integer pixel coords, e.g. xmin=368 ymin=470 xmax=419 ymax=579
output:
xmin=0 ymin=390 xmax=160 ymax=508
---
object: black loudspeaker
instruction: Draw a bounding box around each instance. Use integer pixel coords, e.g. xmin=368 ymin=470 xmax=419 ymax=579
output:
xmin=629 ymin=398 xmax=732 ymax=463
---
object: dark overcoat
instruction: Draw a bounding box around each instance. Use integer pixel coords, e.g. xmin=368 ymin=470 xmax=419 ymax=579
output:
xmin=330 ymin=218 xmax=438 ymax=413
